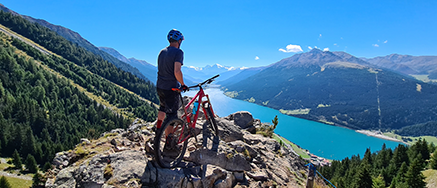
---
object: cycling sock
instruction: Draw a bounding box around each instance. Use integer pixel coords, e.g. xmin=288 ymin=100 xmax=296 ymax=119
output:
xmin=157 ymin=120 xmax=163 ymax=129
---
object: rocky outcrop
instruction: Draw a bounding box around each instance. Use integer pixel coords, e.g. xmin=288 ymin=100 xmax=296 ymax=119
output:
xmin=46 ymin=111 xmax=324 ymax=188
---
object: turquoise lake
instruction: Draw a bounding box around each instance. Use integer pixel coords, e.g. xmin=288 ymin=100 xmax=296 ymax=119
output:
xmin=185 ymin=88 xmax=403 ymax=160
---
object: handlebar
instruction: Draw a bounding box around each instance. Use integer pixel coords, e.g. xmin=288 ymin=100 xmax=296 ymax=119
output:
xmin=172 ymin=74 xmax=220 ymax=92
xmin=188 ymin=74 xmax=220 ymax=89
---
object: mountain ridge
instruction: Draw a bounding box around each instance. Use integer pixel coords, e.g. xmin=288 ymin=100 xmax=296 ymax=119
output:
xmin=362 ymin=53 xmax=437 ymax=75
xmin=225 ymin=50 xmax=437 ymax=133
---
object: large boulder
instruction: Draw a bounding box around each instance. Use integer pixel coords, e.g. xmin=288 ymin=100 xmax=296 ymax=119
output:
xmin=216 ymin=117 xmax=244 ymax=142
xmin=185 ymin=149 xmax=251 ymax=172
xmin=228 ymin=111 xmax=254 ymax=129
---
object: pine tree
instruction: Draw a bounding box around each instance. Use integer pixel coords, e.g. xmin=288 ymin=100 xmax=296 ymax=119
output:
xmin=21 ymin=127 xmax=36 ymax=158
xmin=42 ymin=162 xmax=52 ymax=172
xmin=0 ymin=176 xmax=12 ymax=188
xmin=32 ymin=173 xmax=44 ymax=188
xmin=419 ymin=139 xmax=430 ymax=161
xmin=430 ymin=149 xmax=437 ymax=169
xmin=429 ymin=143 xmax=436 ymax=154
xmin=351 ymin=164 xmax=373 ymax=188
xmin=272 ymin=115 xmax=278 ymax=130
xmin=363 ymin=148 xmax=372 ymax=166
xmin=25 ymin=154 xmax=38 ymax=173
xmin=12 ymin=149 xmax=22 ymax=170
xmin=372 ymin=174 xmax=385 ymax=188
xmin=405 ymin=156 xmax=426 ymax=188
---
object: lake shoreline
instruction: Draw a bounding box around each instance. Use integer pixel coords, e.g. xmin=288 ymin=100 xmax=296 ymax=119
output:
xmin=245 ymin=99 xmax=410 ymax=145
xmin=355 ymin=130 xmax=407 ymax=144
xmin=192 ymin=88 xmax=405 ymax=160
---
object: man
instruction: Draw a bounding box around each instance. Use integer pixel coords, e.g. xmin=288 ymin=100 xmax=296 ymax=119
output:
xmin=156 ymin=29 xmax=188 ymax=130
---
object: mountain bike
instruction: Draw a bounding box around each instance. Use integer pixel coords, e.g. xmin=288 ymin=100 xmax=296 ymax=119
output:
xmin=154 ymin=75 xmax=220 ymax=168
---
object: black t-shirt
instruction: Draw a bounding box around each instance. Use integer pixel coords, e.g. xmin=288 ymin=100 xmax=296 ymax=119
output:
xmin=157 ymin=46 xmax=184 ymax=90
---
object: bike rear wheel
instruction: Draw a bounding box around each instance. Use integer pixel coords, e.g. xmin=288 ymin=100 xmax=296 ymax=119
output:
xmin=154 ymin=118 xmax=188 ymax=168
xmin=203 ymin=107 xmax=219 ymax=151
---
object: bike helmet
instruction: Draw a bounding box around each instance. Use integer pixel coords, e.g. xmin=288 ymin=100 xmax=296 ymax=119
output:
xmin=167 ymin=29 xmax=184 ymax=42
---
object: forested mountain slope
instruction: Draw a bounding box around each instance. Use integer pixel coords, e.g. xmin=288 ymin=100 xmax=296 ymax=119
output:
xmin=0 ymin=10 xmax=157 ymax=169
xmin=0 ymin=10 xmax=158 ymax=104
xmin=225 ymin=49 xmax=437 ymax=132
xmin=0 ymin=3 xmax=148 ymax=81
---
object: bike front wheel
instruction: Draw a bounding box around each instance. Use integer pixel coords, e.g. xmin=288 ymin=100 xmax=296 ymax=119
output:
xmin=154 ymin=118 xmax=188 ymax=168
xmin=203 ymin=107 xmax=219 ymax=151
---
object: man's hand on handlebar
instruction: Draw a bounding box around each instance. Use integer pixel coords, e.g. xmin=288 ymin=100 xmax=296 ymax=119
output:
xmin=181 ymin=85 xmax=189 ymax=92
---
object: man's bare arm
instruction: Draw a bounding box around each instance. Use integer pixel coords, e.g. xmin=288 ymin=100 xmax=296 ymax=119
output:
xmin=174 ymin=62 xmax=185 ymax=86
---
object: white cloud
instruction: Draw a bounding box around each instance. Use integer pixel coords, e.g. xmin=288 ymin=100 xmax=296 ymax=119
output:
xmin=255 ymin=56 xmax=259 ymax=60
xmin=384 ymin=40 xmax=388 ymax=43
xmin=319 ymin=34 xmax=322 ymax=37
xmin=308 ymin=46 xmax=313 ymax=50
xmin=372 ymin=44 xmax=379 ymax=47
xmin=279 ymin=44 xmax=303 ymax=53
xmin=334 ymin=43 xmax=337 ymax=46
xmin=315 ymin=46 xmax=318 ymax=49
xmin=323 ymin=48 xmax=329 ymax=52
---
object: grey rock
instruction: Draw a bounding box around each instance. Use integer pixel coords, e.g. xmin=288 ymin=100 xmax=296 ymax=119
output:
xmin=245 ymin=125 xmax=256 ymax=134
xmin=227 ymin=140 xmax=259 ymax=159
xmin=214 ymin=172 xmax=236 ymax=188
xmin=124 ymin=131 xmax=142 ymax=142
xmin=46 ymin=166 xmax=77 ymax=188
xmin=80 ymin=138 xmax=91 ymax=145
xmin=247 ymin=170 xmax=268 ymax=181
xmin=52 ymin=152 xmax=75 ymax=169
xmin=233 ymin=172 xmax=245 ymax=182
xmin=100 ymin=128 xmax=126 ymax=137
xmin=110 ymin=138 xmax=117 ymax=146
xmin=186 ymin=149 xmax=251 ymax=172
xmin=108 ymin=150 xmax=147 ymax=183
xmin=216 ymin=118 xmax=244 ymax=142
xmin=202 ymin=165 xmax=227 ymax=188
xmin=232 ymin=111 xmax=254 ymax=129
xmin=141 ymin=129 xmax=153 ymax=136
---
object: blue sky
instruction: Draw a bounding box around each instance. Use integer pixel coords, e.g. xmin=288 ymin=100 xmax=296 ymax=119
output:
xmin=1 ymin=0 xmax=437 ymax=68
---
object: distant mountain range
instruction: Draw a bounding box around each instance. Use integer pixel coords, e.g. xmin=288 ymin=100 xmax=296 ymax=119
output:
xmin=99 ymin=47 xmax=250 ymax=86
xmin=225 ymin=49 xmax=437 ymax=134
xmin=362 ymin=54 xmax=437 ymax=76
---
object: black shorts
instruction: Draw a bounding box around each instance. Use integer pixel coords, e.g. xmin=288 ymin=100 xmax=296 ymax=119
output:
xmin=157 ymin=88 xmax=180 ymax=118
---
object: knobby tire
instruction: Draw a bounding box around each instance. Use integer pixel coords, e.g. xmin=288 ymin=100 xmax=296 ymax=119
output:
xmin=203 ymin=107 xmax=219 ymax=151
xmin=154 ymin=118 xmax=188 ymax=168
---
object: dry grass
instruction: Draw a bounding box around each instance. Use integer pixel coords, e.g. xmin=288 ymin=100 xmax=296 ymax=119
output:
xmin=2 ymin=176 xmax=32 ymax=188
xmin=423 ymin=169 xmax=437 ymax=188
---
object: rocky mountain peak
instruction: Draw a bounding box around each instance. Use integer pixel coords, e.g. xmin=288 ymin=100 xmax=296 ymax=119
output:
xmin=45 ymin=110 xmax=327 ymax=188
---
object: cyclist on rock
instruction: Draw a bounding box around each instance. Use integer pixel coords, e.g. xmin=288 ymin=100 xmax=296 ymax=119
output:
xmin=156 ymin=29 xmax=189 ymax=134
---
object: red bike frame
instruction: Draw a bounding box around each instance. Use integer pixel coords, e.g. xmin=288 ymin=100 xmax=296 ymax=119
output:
xmin=176 ymin=87 xmax=216 ymax=144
